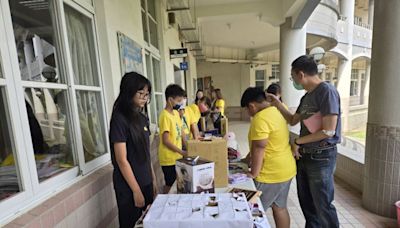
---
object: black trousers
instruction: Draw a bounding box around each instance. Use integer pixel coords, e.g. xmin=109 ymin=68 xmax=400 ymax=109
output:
xmin=114 ymin=184 xmax=153 ymax=228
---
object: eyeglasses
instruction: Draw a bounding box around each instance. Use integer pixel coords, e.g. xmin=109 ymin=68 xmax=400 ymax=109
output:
xmin=137 ymin=91 xmax=150 ymax=99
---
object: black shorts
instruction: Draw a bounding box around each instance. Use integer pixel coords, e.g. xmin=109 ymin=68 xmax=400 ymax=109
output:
xmin=162 ymin=165 xmax=177 ymax=186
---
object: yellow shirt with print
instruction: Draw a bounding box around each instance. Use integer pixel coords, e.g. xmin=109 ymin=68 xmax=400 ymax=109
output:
xmin=158 ymin=109 xmax=183 ymax=166
xmin=215 ymin=99 xmax=225 ymax=116
xmin=248 ymin=106 xmax=296 ymax=183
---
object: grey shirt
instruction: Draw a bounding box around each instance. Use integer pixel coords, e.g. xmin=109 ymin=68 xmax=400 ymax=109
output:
xmin=296 ymin=81 xmax=341 ymax=148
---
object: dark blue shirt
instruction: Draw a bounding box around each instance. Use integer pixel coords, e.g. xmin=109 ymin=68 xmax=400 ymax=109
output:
xmin=296 ymin=82 xmax=341 ymax=148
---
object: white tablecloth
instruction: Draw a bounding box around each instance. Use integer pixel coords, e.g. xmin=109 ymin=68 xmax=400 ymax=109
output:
xmin=143 ymin=193 xmax=253 ymax=228
xmin=141 ymin=179 xmax=271 ymax=228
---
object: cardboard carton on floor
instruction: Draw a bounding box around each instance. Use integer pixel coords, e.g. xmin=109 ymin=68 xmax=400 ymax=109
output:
xmin=187 ymin=138 xmax=228 ymax=188
xmin=176 ymin=156 xmax=215 ymax=193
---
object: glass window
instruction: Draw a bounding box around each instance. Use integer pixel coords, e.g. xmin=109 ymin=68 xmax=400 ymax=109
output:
xmin=24 ymin=88 xmax=75 ymax=181
xmin=9 ymin=0 xmax=64 ymax=84
xmin=152 ymin=57 xmax=162 ymax=91
xmin=255 ymin=70 xmax=265 ymax=89
xmin=76 ymin=91 xmax=107 ymax=162
xmin=270 ymin=64 xmax=280 ymax=80
xmin=149 ymin=18 xmax=159 ymax=49
xmin=141 ymin=0 xmax=146 ymax=10
xmin=0 ymin=88 xmax=21 ymax=200
xmin=350 ymin=69 xmax=359 ymax=96
xmin=0 ymin=61 xmax=3 ymax=78
xmin=155 ymin=94 xmax=164 ymax=119
xmin=142 ymin=11 xmax=149 ymax=43
xmin=255 ymin=81 xmax=264 ymax=89
xmin=147 ymin=0 xmax=156 ymax=19
xmin=142 ymin=0 xmax=159 ymax=49
xmin=255 ymin=70 xmax=265 ymax=80
xmin=65 ymin=5 xmax=99 ymax=86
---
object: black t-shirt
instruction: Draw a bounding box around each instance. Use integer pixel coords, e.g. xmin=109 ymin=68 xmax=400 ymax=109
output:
xmin=109 ymin=110 xmax=152 ymax=191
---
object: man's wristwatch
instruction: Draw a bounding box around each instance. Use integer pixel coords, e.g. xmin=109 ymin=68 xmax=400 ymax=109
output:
xmin=294 ymin=138 xmax=302 ymax=146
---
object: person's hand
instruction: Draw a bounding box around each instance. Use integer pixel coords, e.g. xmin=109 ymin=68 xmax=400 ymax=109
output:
xmin=266 ymin=93 xmax=281 ymax=107
xmin=133 ymin=189 xmax=145 ymax=208
xmin=292 ymin=144 xmax=302 ymax=160
xmin=180 ymin=150 xmax=188 ymax=157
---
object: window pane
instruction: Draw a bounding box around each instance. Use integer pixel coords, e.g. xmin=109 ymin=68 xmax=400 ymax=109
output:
xmin=149 ymin=18 xmax=159 ymax=48
xmin=255 ymin=81 xmax=264 ymax=89
xmin=9 ymin=0 xmax=64 ymax=83
xmin=155 ymin=94 xmax=164 ymax=119
xmin=142 ymin=11 xmax=149 ymax=43
xmin=147 ymin=0 xmax=156 ymax=19
xmin=65 ymin=5 xmax=99 ymax=86
xmin=23 ymin=88 xmax=75 ymax=182
xmin=141 ymin=0 xmax=145 ymax=10
xmin=76 ymin=91 xmax=107 ymax=162
xmin=0 ymin=88 xmax=22 ymax=200
xmin=255 ymin=70 xmax=265 ymax=80
xmin=152 ymin=58 xmax=162 ymax=92
xmin=149 ymin=100 xmax=157 ymax=125
xmin=0 ymin=59 xmax=3 ymax=78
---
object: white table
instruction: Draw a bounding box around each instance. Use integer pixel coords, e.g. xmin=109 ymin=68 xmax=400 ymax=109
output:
xmin=155 ymin=178 xmax=271 ymax=228
xmin=143 ymin=193 xmax=254 ymax=228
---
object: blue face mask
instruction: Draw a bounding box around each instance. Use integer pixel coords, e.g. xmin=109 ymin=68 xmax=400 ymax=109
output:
xmin=173 ymin=104 xmax=182 ymax=110
xmin=293 ymin=81 xmax=304 ymax=90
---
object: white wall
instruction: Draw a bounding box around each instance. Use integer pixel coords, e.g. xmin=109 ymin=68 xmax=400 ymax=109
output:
xmin=95 ymin=0 xmax=190 ymax=118
xmin=197 ymin=62 xmax=251 ymax=107
xmin=95 ymin=0 xmax=144 ymax=116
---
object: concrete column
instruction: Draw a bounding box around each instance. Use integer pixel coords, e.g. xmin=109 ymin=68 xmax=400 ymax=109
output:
xmin=368 ymin=0 xmax=374 ymax=26
xmin=279 ymin=17 xmax=306 ymax=111
xmin=362 ymin=0 xmax=400 ymax=218
xmin=336 ymin=0 xmax=355 ymax=131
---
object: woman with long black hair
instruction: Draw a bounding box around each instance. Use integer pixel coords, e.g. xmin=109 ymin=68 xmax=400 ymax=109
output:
xmin=109 ymin=72 xmax=156 ymax=227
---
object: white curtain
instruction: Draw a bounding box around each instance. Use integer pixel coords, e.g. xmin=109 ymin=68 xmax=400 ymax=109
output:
xmin=65 ymin=6 xmax=105 ymax=160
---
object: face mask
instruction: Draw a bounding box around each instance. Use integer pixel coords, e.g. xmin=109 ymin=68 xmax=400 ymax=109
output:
xmin=173 ymin=104 xmax=181 ymax=110
xmin=293 ymin=81 xmax=304 ymax=90
xmin=181 ymin=99 xmax=187 ymax=108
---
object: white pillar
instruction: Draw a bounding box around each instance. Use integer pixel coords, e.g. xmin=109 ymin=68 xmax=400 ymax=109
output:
xmin=279 ymin=17 xmax=306 ymax=111
xmin=362 ymin=0 xmax=400 ymax=218
xmin=336 ymin=0 xmax=355 ymax=131
xmin=368 ymin=0 xmax=374 ymax=26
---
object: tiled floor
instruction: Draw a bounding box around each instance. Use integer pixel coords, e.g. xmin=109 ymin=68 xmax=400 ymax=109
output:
xmin=230 ymin=121 xmax=398 ymax=228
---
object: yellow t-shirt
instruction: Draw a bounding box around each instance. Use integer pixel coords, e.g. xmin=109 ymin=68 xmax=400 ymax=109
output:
xmin=188 ymin=104 xmax=201 ymax=123
xmin=183 ymin=107 xmax=197 ymax=139
xmin=248 ymin=107 xmax=296 ymax=183
xmin=215 ymin=99 xmax=225 ymax=116
xmin=158 ymin=109 xmax=183 ymax=166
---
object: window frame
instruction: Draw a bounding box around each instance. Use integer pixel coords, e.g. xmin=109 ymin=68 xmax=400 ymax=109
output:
xmin=0 ymin=0 xmax=110 ymax=221
xmin=255 ymin=69 xmax=266 ymax=89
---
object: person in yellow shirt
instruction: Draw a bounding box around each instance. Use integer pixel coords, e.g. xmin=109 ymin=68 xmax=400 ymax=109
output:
xmin=241 ymin=87 xmax=296 ymax=228
xmin=214 ymin=88 xmax=225 ymax=116
xmin=181 ymin=95 xmax=200 ymax=140
xmin=188 ymin=96 xmax=211 ymax=132
xmin=158 ymin=84 xmax=187 ymax=193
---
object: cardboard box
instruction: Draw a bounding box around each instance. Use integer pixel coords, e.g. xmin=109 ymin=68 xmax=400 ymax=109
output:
xmin=187 ymin=139 xmax=228 ymax=188
xmin=176 ymin=157 xmax=215 ymax=193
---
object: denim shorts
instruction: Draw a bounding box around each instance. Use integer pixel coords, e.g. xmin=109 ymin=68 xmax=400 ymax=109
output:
xmin=254 ymin=178 xmax=292 ymax=209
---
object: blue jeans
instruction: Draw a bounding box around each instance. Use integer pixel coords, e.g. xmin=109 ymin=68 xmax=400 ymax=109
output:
xmin=296 ymin=146 xmax=339 ymax=228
